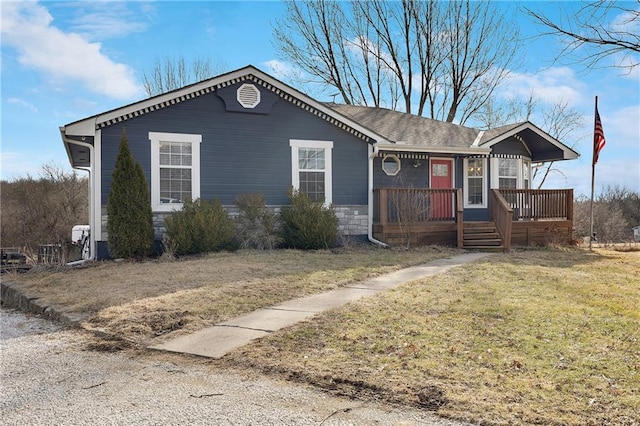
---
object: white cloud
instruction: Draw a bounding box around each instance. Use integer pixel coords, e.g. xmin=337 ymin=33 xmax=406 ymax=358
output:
xmin=605 ymin=104 xmax=640 ymax=149
xmin=1 ymin=1 xmax=141 ymax=100
xmin=262 ymin=59 xmax=299 ymax=80
xmin=7 ymin=98 xmax=37 ymax=113
xmin=62 ymin=1 xmax=151 ymax=41
xmin=500 ymin=67 xmax=587 ymax=106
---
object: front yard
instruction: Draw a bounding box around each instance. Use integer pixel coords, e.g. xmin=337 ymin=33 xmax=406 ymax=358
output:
xmin=225 ymin=248 xmax=640 ymax=425
xmin=5 ymin=245 xmax=457 ymax=342
xmin=4 ymin=246 xmax=639 ymax=425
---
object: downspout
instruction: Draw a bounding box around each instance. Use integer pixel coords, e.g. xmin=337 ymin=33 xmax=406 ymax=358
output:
xmin=368 ymin=143 xmax=389 ymax=248
xmin=60 ymin=129 xmax=96 ymax=260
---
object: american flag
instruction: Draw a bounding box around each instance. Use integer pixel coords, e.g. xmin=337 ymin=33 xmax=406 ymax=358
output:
xmin=593 ymin=104 xmax=606 ymax=165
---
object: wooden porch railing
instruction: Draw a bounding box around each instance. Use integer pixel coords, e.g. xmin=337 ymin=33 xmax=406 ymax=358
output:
xmin=373 ymin=188 xmax=461 ymax=223
xmin=498 ymin=189 xmax=574 ymax=221
xmin=490 ymin=190 xmax=513 ymax=251
xmin=373 ymin=188 xmax=573 ymax=249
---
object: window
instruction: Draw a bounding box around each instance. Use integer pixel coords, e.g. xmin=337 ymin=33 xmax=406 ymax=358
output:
xmin=149 ymin=132 xmax=201 ymax=212
xmin=523 ymin=160 xmax=531 ymax=189
xmin=290 ymin=139 xmax=333 ymax=205
xmin=497 ymin=158 xmax=518 ymax=189
xmin=490 ymin=157 xmax=532 ymax=190
xmin=464 ymin=157 xmax=487 ymax=208
xmin=382 ymin=154 xmax=401 ymax=176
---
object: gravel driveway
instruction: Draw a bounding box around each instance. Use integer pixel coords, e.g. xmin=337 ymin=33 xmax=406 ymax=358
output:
xmin=1 ymin=309 xmax=470 ymax=425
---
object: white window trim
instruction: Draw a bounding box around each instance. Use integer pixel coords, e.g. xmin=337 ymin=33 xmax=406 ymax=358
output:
xmin=490 ymin=157 xmax=531 ymax=190
xmin=463 ymin=157 xmax=487 ymax=208
xmin=381 ymin=154 xmax=401 ymax=176
xmin=290 ymin=139 xmax=333 ymax=206
xmin=149 ymin=132 xmax=202 ymax=212
xmin=523 ymin=159 xmax=531 ymax=189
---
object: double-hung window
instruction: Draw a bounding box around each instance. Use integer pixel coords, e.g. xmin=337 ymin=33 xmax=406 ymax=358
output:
xmin=523 ymin=160 xmax=531 ymax=189
xmin=464 ymin=157 xmax=487 ymax=208
xmin=290 ymin=139 xmax=333 ymax=205
xmin=489 ymin=157 xmax=532 ymax=190
xmin=497 ymin=158 xmax=518 ymax=189
xmin=149 ymin=132 xmax=201 ymax=211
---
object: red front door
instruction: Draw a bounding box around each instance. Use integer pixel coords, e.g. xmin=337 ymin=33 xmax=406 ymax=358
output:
xmin=430 ymin=158 xmax=453 ymax=219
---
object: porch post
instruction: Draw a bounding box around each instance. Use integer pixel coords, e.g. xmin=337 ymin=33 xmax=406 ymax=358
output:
xmin=456 ymin=189 xmax=464 ymax=248
xmin=379 ymin=189 xmax=388 ymax=226
xmin=566 ymin=189 xmax=574 ymax=221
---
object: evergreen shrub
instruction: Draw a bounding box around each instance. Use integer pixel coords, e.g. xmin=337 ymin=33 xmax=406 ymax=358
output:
xmin=164 ymin=198 xmax=236 ymax=255
xmin=235 ymin=193 xmax=281 ymax=249
xmin=107 ymin=130 xmax=154 ymax=259
xmin=279 ymin=189 xmax=339 ymax=250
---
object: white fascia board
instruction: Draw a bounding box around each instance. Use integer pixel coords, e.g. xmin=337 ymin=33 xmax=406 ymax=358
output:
xmin=85 ymin=65 xmax=389 ymax=145
xmin=471 ymin=130 xmax=485 ymax=147
xmin=374 ymin=143 xmax=490 ymax=155
xmin=254 ymin=71 xmax=390 ymax=144
xmin=59 ymin=127 xmax=76 ymax=165
xmin=479 ymin=123 xmax=530 ymax=147
xmin=94 ymin=68 xmax=259 ymax=126
xmin=481 ymin=122 xmax=579 ymax=160
xmin=62 ymin=118 xmax=98 ymax=137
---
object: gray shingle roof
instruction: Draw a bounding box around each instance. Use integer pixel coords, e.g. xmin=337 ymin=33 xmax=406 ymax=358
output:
xmin=326 ymin=104 xmax=480 ymax=149
xmin=478 ymin=122 xmax=526 ymax=145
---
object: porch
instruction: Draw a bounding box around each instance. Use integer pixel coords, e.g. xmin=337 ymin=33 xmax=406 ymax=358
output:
xmin=373 ymin=188 xmax=574 ymax=250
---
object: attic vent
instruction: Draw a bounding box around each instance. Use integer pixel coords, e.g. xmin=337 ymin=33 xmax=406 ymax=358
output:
xmin=237 ymin=83 xmax=261 ymax=108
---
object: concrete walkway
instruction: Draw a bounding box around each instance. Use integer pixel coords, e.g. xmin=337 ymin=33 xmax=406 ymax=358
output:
xmin=150 ymin=252 xmax=491 ymax=359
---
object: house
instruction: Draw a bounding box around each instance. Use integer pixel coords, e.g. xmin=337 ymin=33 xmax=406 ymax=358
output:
xmin=633 ymin=226 xmax=640 ymax=242
xmin=60 ymin=65 xmax=579 ymax=259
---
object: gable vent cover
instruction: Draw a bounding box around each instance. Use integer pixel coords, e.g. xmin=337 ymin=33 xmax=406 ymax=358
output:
xmin=237 ymin=83 xmax=261 ymax=108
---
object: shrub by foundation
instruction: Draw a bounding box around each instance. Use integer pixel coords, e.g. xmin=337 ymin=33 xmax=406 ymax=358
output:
xmin=164 ymin=198 xmax=236 ymax=255
xmin=235 ymin=193 xmax=282 ymax=250
xmin=279 ymin=189 xmax=338 ymax=250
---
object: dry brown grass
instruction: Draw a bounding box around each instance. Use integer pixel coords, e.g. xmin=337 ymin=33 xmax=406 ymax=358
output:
xmin=225 ymin=248 xmax=640 ymax=425
xmin=8 ymin=245 xmax=639 ymax=424
xmin=5 ymin=245 xmax=458 ymax=343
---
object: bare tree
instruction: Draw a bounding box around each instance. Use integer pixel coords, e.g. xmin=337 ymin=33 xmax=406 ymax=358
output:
xmin=475 ymin=94 xmax=539 ymax=130
xmin=526 ymin=1 xmax=640 ymax=71
xmin=0 ymin=164 xmax=88 ymax=263
xmin=475 ymin=94 xmax=584 ymax=189
xmin=573 ymin=185 xmax=639 ymax=244
xmin=273 ymin=0 xmax=520 ymax=124
xmin=534 ymin=100 xmax=585 ymax=188
xmin=142 ymin=56 xmax=226 ymax=97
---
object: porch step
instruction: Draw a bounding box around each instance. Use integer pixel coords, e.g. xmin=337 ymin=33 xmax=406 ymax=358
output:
xmin=463 ymin=221 xmax=503 ymax=250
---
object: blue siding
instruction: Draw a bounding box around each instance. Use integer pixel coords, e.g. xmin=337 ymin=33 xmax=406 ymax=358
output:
xmin=492 ymin=138 xmax=531 ymax=156
xmin=100 ymin=82 xmax=369 ymax=206
xmin=373 ymin=157 xmax=428 ymax=188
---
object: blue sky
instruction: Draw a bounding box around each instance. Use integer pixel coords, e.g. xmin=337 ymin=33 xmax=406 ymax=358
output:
xmin=1 ymin=0 xmax=638 ymax=197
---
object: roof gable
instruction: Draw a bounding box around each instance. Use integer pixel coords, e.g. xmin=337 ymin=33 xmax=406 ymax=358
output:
xmin=478 ymin=121 xmax=579 ymax=162
xmin=61 ymin=65 xmax=386 ymax=144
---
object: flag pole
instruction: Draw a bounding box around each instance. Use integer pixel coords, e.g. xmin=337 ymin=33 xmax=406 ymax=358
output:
xmin=589 ymin=96 xmax=597 ymax=252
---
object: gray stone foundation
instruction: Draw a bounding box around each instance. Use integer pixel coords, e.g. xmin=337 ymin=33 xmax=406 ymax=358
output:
xmin=101 ymin=204 xmax=369 ymax=243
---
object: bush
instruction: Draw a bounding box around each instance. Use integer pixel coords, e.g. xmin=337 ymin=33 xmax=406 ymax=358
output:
xmin=164 ymin=198 xmax=236 ymax=255
xmin=280 ymin=189 xmax=339 ymax=250
xmin=107 ymin=130 xmax=154 ymax=259
xmin=235 ymin=193 xmax=281 ymax=249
